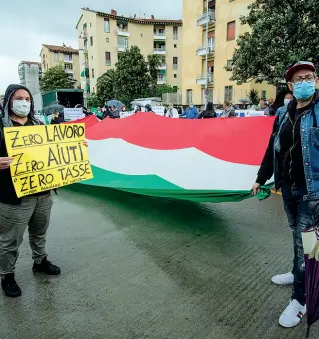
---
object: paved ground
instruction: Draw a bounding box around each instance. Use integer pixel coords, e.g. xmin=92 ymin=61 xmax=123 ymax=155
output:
xmin=0 ymin=185 xmax=317 ymax=339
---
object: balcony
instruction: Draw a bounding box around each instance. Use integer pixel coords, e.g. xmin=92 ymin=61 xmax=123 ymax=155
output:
xmin=197 ymin=10 xmax=216 ymax=26
xmin=157 ymin=76 xmax=166 ymax=85
xmin=173 ymin=64 xmax=178 ymax=70
xmin=157 ymin=63 xmax=167 ymax=70
xmin=154 ymin=32 xmax=166 ymax=40
xmin=154 ymin=47 xmax=166 ymax=55
xmin=117 ymin=28 xmax=130 ymax=37
xmin=196 ymin=73 xmax=214 ymax=85
xmin=118 ymin=44 xmax=128 ymax=52
xmin=64 ymin=56 xmax=73 ymax=63
xmin=196 ymin=44 xmax=215 ymax=56
xmin=65 ymin=69 xmax=74 ymax=75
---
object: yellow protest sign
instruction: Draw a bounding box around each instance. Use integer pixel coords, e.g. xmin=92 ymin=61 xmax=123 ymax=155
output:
xmin=4 ymin=123 xmax=93 ymax=198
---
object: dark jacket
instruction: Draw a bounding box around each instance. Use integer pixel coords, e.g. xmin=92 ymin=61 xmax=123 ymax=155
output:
xmin=109 ymin=109 xmax=120 ymax=119
xmin=198 ymin=103 xmax=217 ymax=119
xmin=102 ymin=108 xmax=110 ymax=119
xmin=50 ymin=115 xmax=64 ymax=124
xmin=0 ymin=84 xmax=42 ymax=205
xmin=256 ymin=91 xmax=319 ymax=197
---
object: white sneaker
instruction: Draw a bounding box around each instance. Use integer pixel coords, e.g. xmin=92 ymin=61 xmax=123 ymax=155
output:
xmin=279 ymin=299 xmax=306 ymax=328
xmin=271 ymin=272 xmax=294 ymax=285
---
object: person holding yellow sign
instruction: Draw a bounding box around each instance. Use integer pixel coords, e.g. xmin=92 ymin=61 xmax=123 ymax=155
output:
xmin=0 ymin=85 xmax=62 ymax=298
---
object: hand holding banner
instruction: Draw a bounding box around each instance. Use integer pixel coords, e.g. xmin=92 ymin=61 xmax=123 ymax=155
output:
xmin=4 ymin=123 xmax=93 ymax=198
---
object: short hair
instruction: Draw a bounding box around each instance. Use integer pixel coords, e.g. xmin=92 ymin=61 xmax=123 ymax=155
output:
xmin=224 ymin=100 xmax=230 ymax=106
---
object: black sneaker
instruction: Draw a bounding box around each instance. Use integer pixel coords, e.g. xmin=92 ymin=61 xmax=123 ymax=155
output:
xmin=1 ymin=273 xmax=22 ymax=298
xmin=32 ymin=258 xmax=61 ymax=276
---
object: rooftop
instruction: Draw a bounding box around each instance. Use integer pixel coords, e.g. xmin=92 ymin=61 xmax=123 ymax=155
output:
xmin=42 ymin=44 xmax=79 ymax=54
xmin=76 ymin=8 xmax=182 ymax=28
xmin=20 ymin=61 xmax=41 ymax=66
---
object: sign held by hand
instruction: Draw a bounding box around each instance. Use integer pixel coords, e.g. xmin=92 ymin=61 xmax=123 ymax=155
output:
xmin=4 ymin=123 xmax=93 ymax=198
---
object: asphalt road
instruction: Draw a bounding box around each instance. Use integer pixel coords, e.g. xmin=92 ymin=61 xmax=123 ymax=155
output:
xmin=0 ymin=185 xmax=317 ymax=339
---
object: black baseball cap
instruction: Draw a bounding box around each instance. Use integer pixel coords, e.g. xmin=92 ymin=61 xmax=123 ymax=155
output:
xmin=285 ymin=61 xmax=316 ymax=82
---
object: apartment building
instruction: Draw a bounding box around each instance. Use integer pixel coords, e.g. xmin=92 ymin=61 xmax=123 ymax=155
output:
xmin=18 ymin=61 xmax=42 ymax=95
xmin=40 ymin=44 xmax=81 ymax=88
xmin=182 ymin=0 xmax=276 ymax=106
xmin=76 ymin=8 xmax=182 ymax=96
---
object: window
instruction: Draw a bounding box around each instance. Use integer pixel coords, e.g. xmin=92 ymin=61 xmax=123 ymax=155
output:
xmin=64 ymin=54 xmax=72 ymax=61
xmin=208 ymin=37 xmax=214 ymax=50
xmin=203 ymin=88 xmax=213 ymax=103
xmin=261 ymin=90 xmax=267 ymax=100
xmin=83 ymin=23 xmax=88 ymax=37
xmin=226 ymin=59 xmax=232 ymax=71
xmin=186 ymin=89 xmax=193 ymax=104
xmin=105 ymin=52 xmax=111 ymax=65
xmin=173 ymin=26 xmax=178 ymax=40
xmin=91 ymin=55 xmax=93 ymax=60
xmin=173 ymin=57 xmax=178 ymax=70
xmin=104 ymin=18 xmax=110 ymax=33
xmin=227 ymin=21 xmax=236 ymax=41
xmin=92 ymin=69 xmax=95 ymax=78
xmin=64 ymin=63 xmax=73 ymax=70
xmin=174 ymin=74 xmax=177 ymax=78
xmin=90 ymin=36 xmax=93 ymax=46
xmin=159 ymin=28 xmax=165 ymax=34
xmin=90 ymin=23 xmax=92 ymax=27
xmin=224 ymin=86 xmax=233 ymax=102
xmin=174 ymin=44 xmax=177 ymax=48
xmin=106 ymin=38 xmax=109 ymax=43
xmin=54 ymin=53 xmax=59 ymax=62
xmin=118 ymin=36 xmax=128 ymax=50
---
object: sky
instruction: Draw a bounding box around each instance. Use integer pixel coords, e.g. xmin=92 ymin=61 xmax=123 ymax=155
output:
xmin=0 ymin=0 xmax=182 ymax=94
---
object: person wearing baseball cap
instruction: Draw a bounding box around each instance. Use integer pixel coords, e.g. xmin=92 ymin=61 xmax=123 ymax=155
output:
xmin=252 ymin=61 xmax=319 ymax=328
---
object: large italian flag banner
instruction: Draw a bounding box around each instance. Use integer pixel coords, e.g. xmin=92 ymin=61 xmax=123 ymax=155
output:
xmin=83 ymin=114 xmax=274 ymax=202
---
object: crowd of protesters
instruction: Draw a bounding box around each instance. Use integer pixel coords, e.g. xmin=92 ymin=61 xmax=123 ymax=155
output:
xmin=1 ymin=60 xmax=319 ymax=337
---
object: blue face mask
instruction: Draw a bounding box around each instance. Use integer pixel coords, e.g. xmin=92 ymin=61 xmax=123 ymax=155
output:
xmin=293 ymin=81 xmax=316 ymax=101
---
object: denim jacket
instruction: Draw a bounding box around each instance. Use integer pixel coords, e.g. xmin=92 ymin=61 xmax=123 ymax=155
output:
xmin=274 ymin=93 xmax=319 ymax=199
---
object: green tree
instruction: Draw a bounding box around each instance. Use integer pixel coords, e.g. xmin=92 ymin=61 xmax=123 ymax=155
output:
xmin=115 ymin=46 xmax=151 ymax=104
xmin=40 ymin=65 xmax=74 ymax=91
xmin=231 ymin=0 xmax=319 ymax=85
xmin=156 ymin=84 xmax=177 ymax=98
xmin=96 ymin=69 xmax=117 ymax=104
xmin=87 ymin=93 xmax=102 ymax=108
xmin=249 ymin=89 xmax=260 ymax=105
xmin=147 ymin=54 xmax=162 ymax=96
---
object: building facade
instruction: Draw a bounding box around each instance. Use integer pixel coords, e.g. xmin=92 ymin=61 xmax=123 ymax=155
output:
xmin=18 ymin=61 xmax=42 ymax=95
xmin=76 ymin=8 xmax=183 ymax=97
xmin=40 ymin=44 xmax=81 ymax=88
xmin=181 ymin=0 xmax=276 ymax=106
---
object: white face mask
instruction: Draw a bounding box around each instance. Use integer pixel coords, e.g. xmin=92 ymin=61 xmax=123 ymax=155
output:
xmin=284 ymin=98 xmax=292 ymax=106
xmin=12 ymin=100 xmax=31 ymax=117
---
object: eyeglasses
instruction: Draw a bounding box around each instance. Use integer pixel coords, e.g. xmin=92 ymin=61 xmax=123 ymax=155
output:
xmin=292 ymin=74 xmax=316 ymax=84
